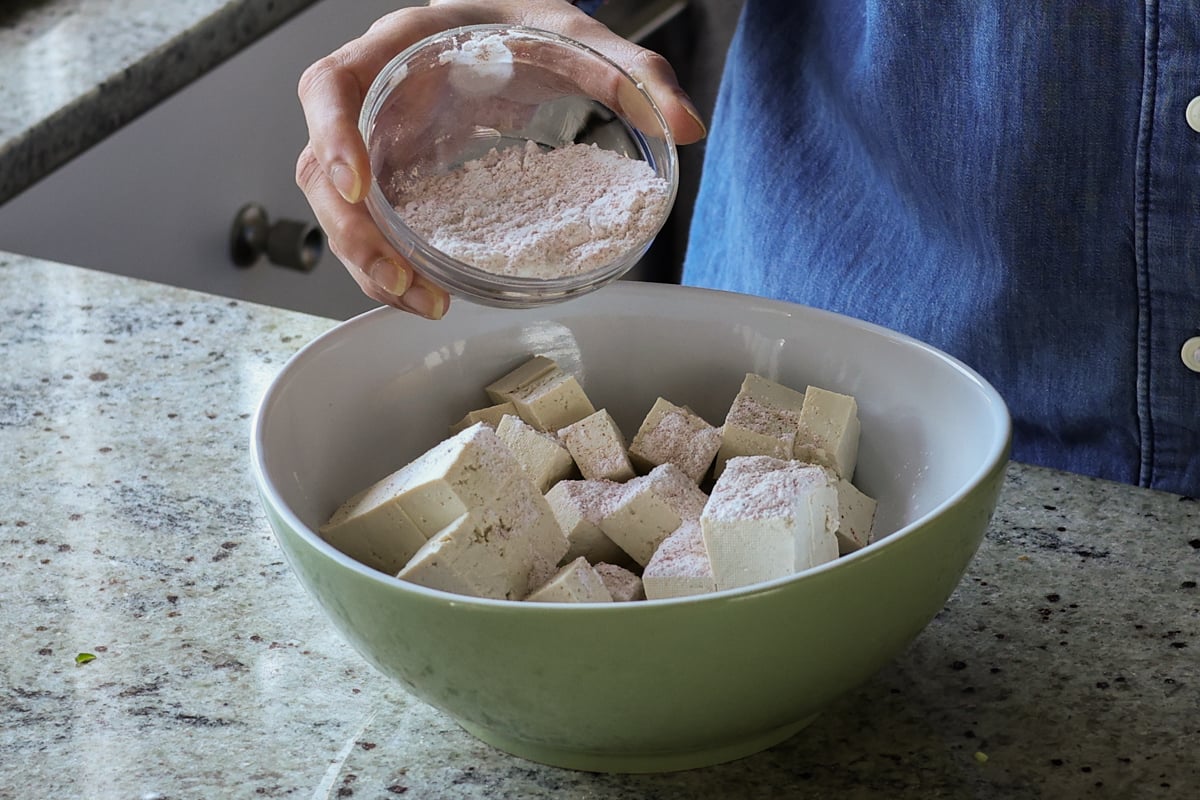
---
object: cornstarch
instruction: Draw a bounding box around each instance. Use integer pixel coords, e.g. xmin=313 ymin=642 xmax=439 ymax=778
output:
xmin=394 ymin=141 xmax=671 ymax=278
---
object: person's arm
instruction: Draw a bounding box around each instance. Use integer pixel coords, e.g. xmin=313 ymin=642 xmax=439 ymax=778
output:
xmin=295 ymin=0 xmax=706 ymax=319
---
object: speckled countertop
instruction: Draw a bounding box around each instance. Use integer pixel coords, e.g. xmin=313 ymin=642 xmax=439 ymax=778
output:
xmin=2 ymin=254 xmax=1197 ymax=799
xmin=0 ymin=0 xmax=318 ymax=202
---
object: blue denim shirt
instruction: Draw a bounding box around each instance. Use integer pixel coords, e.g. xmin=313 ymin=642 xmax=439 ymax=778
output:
xmin=683 ymin=0 xmax=1200 ymax=496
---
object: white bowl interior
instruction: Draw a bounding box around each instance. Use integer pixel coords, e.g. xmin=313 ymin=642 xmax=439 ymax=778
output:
xmin=255 ymin=283 xmax=1010 ymax=562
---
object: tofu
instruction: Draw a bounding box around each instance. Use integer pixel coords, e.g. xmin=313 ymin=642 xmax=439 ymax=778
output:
xmin=525 ymin=556 xmax=614 ymax=603
xmin=642 ymin=520 xmax=717 ymax=600
xmin=398 ymin=512 xmax=535 ymax=599
xmin=509 ymin=370 xmax=596 ymax=433
xmin=835 ymin=477 xmax=877 ymax=555
xmin=714 ymin=373 xmax=806 ymax=477
xmin=600 ymin=463 xmax=708 ymax=566
xmin=484 ymin=355 xmax=559 ymax=404
xmin=448 ymin=401 xmax=517 ymax=434
xmin=319 ymin=483 xmax=428 ymax=575
xmin=594 ymin=563 xmax=645 ymax=602
xmin=544 ymin=479 xmax=629 ymax=566
xmin=359 ymin=423 xmax=567 ymax=597
xmin=794 ymin=386 xmax=861 ymax=480
xmin=701 ymin=456 xmax=839 ymax=591
xmin=495 ymin=414 xmax=575 ymax=492
xmin=557 ymin=409 xmax=636 ymax=482
xmin=628 ymin=397 xmax=722 ymax=484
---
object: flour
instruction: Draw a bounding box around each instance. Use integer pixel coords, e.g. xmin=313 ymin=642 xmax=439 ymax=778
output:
xmin=394 ymin=141 xmax=671 ymax=279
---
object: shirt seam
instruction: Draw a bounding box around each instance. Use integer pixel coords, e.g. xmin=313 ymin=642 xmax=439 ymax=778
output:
xmin=1133 ymin=0 xmax=1159 ymax=487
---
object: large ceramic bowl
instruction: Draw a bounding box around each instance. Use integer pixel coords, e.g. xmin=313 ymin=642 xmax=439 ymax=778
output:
xmin=250 ymin=283 xmax=1010 ymax=773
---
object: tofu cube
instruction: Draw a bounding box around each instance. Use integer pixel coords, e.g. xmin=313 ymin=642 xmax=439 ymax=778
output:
xmin=794 ymin=386 xmax=861 ymax=480
xmin=319 ymin=484 xmax=428 ymax=575
xmin=714 ymin=373 xmax=806 ymax=477
xmin=397 ymin=512 xmax=533 ymax=599
xmin=484 ymin=355 xmax=559 ymax=404
xmin=600 ymin=463 xmax=709 ymax=566
xmin=557 ymin=409 xmax=635 ymax=482
xmin=642 ymin=520 xmax=717 ymax=600
xmin=448 ymin=401 xmax=517 ymax=434
xmin=509 ymin=370 xmax=596 ymax=433
xmin=701 ymin=456 xmax=839 ymax=591
xmin=628 ymin=397 xmax=723 ymax=483
xmin=525 ymin=556 xmax=614 ymax=603
xmin=496 ymin=414 xmax=575 ymax=492
xmin=835 ymin=477 xmax=877 ymax=554
xmin=345 ymin=423 xmax=566 ymax=597
xmin=594 ymin=563 xmax=646 ymax=602
xmin=544 ymin=479 xmax=629 ymax=566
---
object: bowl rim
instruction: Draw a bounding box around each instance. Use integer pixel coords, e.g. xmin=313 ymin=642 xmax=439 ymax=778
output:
xmin=250 ymin=283 xmax=1012 ymax=611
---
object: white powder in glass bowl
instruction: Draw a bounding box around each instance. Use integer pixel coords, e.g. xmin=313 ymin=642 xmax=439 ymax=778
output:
xmin=393 ymin=141 xmax=672 ymax=279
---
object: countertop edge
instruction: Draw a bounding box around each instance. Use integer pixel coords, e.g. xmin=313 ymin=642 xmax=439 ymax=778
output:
xmin=0 ymin=0 xmax=318 ymax=204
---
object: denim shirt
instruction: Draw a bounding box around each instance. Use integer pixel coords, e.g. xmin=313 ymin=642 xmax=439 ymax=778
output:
xmin=683 ymin=0 xmax=1200 ymax=496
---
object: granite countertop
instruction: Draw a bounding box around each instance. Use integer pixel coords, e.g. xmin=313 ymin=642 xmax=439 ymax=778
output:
xmin=1 ymin=254 xmax=1197 ymax=799
xmin=0 ymin=0 xmax=319 ymax=203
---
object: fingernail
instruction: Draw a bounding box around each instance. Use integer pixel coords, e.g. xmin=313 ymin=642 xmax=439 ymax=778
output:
xmin=330 ymin=162 xmax=362 ymax=203
xmin=368 ymin=258 xmax=409 ymax=296
xmin=399 ymin=284 xmax=446 ymax=320
xmin=677 ymin=92 xmax=707 ymax=138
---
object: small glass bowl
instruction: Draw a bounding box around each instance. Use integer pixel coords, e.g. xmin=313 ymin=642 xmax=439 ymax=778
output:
xmin=358 ymin=24 xmax=678 ymax=308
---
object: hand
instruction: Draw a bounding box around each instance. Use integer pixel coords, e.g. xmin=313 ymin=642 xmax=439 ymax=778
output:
xmin=296 ymin=0 xmax=707 ymax=319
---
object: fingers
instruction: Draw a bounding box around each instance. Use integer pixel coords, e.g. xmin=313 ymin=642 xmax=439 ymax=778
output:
xmin=296 ymin=143 xmax=450 ymax=320
xmin=544 ymin=11 xmax=708 ymax=144
xmin=297 ymin=8 xmax=450 ymax=203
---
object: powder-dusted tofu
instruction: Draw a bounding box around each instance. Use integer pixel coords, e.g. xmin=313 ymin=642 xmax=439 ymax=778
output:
xmin=600 ymin=463 xmax=708 ymax=566
xmin=496 ymin=414 xmax=575 ymax=492
xmin=484 ymin=355 xmax=559 ymax=404
xmin=525 ymin=556 xmax=614 ymax=603
xmin=510 ymin=370 xmax=596 ymax=433
xmin=794 ymin=386 xmax=861 ymax=480
xmin=319 ymin=484 xmax=428 ymax=575
xmin=544 ymin=479 xmax=628 ymax=566
xmin=628 ymin=397 xmax=723 ymax=484
xmin=557 ymin=409 xmax=636 ymax=482
xmin=594 ymin=563 xmax=645 ymax=602
xmin=714 ymin=373 xmax=806 ymax=477
xmin=397 ymin=512 xmax=529 ymax=599
xmin=835 ymin=477 xmax=877 ymax=555
xmin=448 ymin=401 xmax=517 ymax=435
xmin=339 ymin=423 xmax=567 ymax=597
xmin=701 ymin=456 xmax=839 ymax=591
xmin=642 ymin=520 xmax=717 ymax=600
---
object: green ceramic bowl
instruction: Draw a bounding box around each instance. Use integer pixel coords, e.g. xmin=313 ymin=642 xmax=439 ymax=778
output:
xmin=250 ymin=283 xmax=1010 ymax=773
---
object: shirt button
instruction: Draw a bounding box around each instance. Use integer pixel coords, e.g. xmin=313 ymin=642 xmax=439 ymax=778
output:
xmin=1188 ymin=97 xmax=1200 ymax=133
xmin=1183 ymin=336 xmax=1200 ymax=373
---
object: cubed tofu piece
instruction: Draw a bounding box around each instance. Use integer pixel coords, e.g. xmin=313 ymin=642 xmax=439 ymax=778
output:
xmin=544 ymin=479 xmax=629 ymax=566
xmin=835 ymin=477 xmax=877 ymax=555
xmin=525 ymin=556 xmax=614 ymax=603
xmin=448 ymin=401 xmax=517 ymax=434
xmin=642 ymin=520 xmax=717 ymax=600
xmin=600 ymin=463 xmax=709 ymax=566
xmin=484 ymin=355 xmax=559 ymax=404
xmin=557 ymin=409 xmax=636 ymax=482
xmin=701 ymin=456 xmax=839 ymax=591
xmin=397 ymin=512 xmax=529 ymax=599
xmin=319 ymin=483 xmax=428 ymax=575
xmin=628 ymin=397 xmax=723 ymax=484
xmin=347 ymin=423 xmax=566 ymax=595
xmin=794 ymin=386 xmax=861 ymax=480
xmin=594 ymin=563 xmax=646 ymax=602
xmin=714 ymin=373 xmax=806 ymax=477
xmin=496 ymin=414 xmax=575 ymax=492
xmin=510 ymin=371 xmax=596 ymax=433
